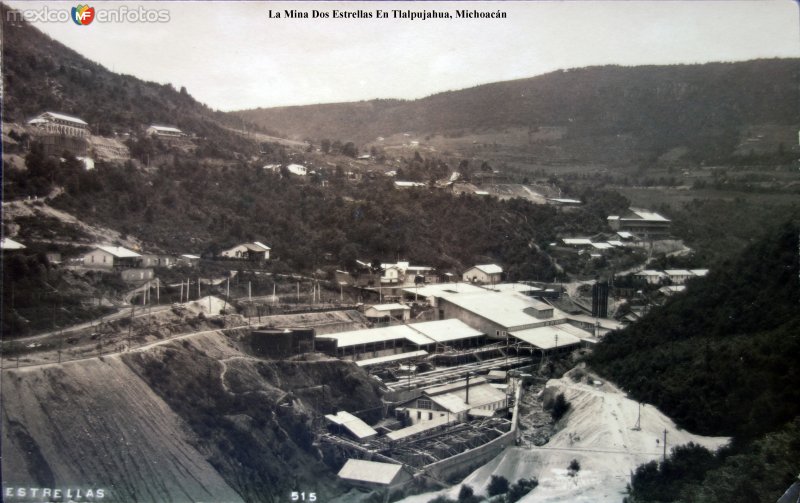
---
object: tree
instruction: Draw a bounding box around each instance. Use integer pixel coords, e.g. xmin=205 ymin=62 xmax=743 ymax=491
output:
xmin=487 ymin=475 xmax=509 ymax=496
xmin=320 ymin=139 xmax=331 ymax=154
xmin=342 ymin=142 xmax=358 ymax=158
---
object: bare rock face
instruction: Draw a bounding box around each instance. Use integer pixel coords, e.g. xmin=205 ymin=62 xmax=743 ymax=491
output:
xmin=2 ymin=330 xmax=384 ymax=503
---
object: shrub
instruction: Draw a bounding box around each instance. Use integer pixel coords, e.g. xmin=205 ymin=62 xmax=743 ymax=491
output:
xmin=551 ymin=393 xmax=570 ymax=421
xmin=568 ymin=459 xmax=581 ymax=477
xmin=487 ymin=475 xmax=509 ymax=496
xmin=507 ymin=478 xmax=538 ymax=503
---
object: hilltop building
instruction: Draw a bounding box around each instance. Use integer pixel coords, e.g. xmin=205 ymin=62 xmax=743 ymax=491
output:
xmin=607 ymin=208 xmax=671 ymax=239
xmin=146 ymin=125 xmax=185 ymax=137
xmin=27 ymin=112 xmax=90 ymax=137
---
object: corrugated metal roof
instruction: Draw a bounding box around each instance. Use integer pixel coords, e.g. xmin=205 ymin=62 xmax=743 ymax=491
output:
xmin=481 ymin=283 xmax=541 ymax=293
xmin=338 ymin=459 xmax=403 ymax=485
xmin=627 ymin=208 xmax=670 ymax=222
xmin=369 ymin=303 xmax=410 ymax=312
xmin=472 ymin=264 xmax=503 ymax=274
xmin=317 ymin=325 xmax=432 ymax=348
xmin=562 ymin=238 xmax=593 ymax=245
xmin=355 ymin=350 xmax=428 ymax=367
xmin=510 ymin=324 xmax=586 ymax=350
xmin=402 ymin=282 xmax=486 ymax=297
xmin=664 ymin=269 xmax=692 ymax=276
xmin=36 ymin=112 xmax=88 ymax=125
xmin=324 ymin=411 xmax=377 ymax=440
xmin=386 ymin=415 xmax=455 ymax=441
xmin=95 ymin=245 xmax=141 ymax=258
xmin=149 ymin=125 xmax=183 ymax=133
xmin=407 ymin=319 xmax=483 ymax=343
xmin=427 ymin=382 xmax=507 ymax=414
xmin=440 ymin=290 xmax=561 ymax=330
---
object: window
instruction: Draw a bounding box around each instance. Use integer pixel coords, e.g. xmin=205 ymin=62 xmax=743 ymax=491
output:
xmin=428 ymin=412 xmax=433 ymax=420
xmin=418 ymin=399 xmax=432 ymax=410
xmin=416 ymin=411 xmax=421 ymax=420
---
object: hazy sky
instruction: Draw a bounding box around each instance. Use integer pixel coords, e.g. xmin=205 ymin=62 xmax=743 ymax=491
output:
xmin=7 ymin=1 xmax=800 ymax=111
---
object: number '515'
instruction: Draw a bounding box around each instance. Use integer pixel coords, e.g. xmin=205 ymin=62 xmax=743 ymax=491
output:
xmin=291 ymin=492 xmax=317 ymax=501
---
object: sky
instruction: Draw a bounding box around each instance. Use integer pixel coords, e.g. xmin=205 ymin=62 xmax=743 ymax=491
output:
xmin=6 ymin=1 xmax=800 ymax=111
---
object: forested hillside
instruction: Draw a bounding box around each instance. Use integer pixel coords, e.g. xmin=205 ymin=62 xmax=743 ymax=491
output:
xmin=591 ymin=222 xmax=800 ymax=502
xmin=1 ymin=3 xmax=261 ymax=154
xmin=235 ymin=59 xmax=800 ymax=163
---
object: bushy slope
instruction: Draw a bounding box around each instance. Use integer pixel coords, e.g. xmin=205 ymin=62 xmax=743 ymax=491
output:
xmin=235 ymin=60 xmax=800 ymax=162
xmin=590 ymin=221 xmax=800 ymax=440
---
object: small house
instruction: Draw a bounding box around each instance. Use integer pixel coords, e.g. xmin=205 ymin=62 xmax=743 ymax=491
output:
xmin=462 ymin=264 xmax=503 ymax=285
xmin=83 ymin=245 xmax=141 ymax=269
xmin=146 ymin=125 xmax=184 ymax=137
xmin=219 ymin=241 xmax=270 ymax=261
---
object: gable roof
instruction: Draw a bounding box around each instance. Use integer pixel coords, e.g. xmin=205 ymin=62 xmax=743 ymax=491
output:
xmin=31 ymin=112 xmax=88 ymax=125
xmin=94 ymin=245 xmax=141 ymax=258
xmin=324 ymin=411 xmax=378 ymax=440
xmin=338 ymin=459 xmax=404 ymax=485
xmin=469 ymin=264 xmax=503 ymax=275
xmin=1 ymin=237 xmax=26 ymax=250
xmin=148 ymin=125 xmax=183 ymax=133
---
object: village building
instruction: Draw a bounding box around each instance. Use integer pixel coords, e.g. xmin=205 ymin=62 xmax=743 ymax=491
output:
xmin=82 ymin=245 xmax=141 ymax=269
xmin=27 ymin=112 xmax=90 ymax=137
xmin=120 ymin=268 xmax=155 ymax=282
xmin=394 ymin=181 xmax=426 ymax=189
xmin=396 ymin=376 xmax=509 ymax=425
xmin=462 ymin=264 xmax=503 ymax=284
xmin=146 ymin=125 xmax=184 ymax=137
xmin=219 ymin=241 xmax=270 ymax=261
xmin=607 ymin=208 xmax=671 ymax=239
xmin=364 ymin=303 xmax=411 ymax=324
xmin=140 ymin=254 xmax=178 ymax=268
xmin=178 ymin=254 xmax=201 ymax=267
xmin=636 ymin=270 xmax=667 ymax=285
xmin=380 ymin=261 xmax=436 ymax=286
xmin=664 ymin=269 xmax=694 ymax=285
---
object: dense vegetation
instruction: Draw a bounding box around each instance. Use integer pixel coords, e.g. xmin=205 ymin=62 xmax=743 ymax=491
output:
xmin=591 ymin=222 xmax=800 ymax=501
xmin=42 ymin=151 xmax=582 ymax=277
xmin=236 ymin=60 xmax=800 ymax=164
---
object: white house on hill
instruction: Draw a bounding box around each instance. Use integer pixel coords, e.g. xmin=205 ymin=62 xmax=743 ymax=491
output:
xmin=28 ymin=112 xmax=90 ymax=137
xmin=146 ymin=125 xmax=185 ymax=137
